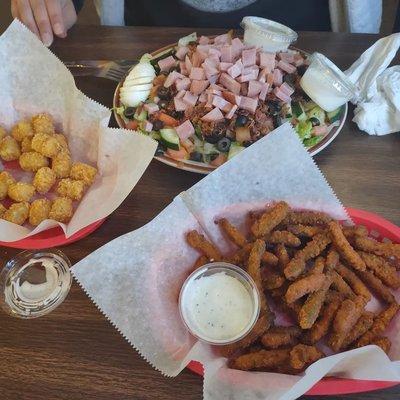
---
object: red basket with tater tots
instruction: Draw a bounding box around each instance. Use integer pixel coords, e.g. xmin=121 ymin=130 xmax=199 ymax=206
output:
xmin=186 ymin=206 xmax=400 ymax=396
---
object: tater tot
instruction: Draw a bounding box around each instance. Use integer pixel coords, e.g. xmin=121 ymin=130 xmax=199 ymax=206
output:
xmin=0 ymin=171 xmax=16 ymax=186
xmin=0 ymin=180 xmax=7 ymax=200
xmin=19 ymin=151 xmax=49 ymax=172
xmin=0 ymin=136 xmax=21 ymax=161
xmin=0 ymin=126 xmax=7 ymax=140
xmin=21 ymin=137 xmax=32 ymax=152
xmin=52 ymin=151 xmax=72 ymax=178
xmin=33 ymin=167 xmax=56 ymax=194
xmin=56 ymin=178 xmax=85 ymax=201
xmin=2 ymin=202 xmax=30 ymax=225
xmin=70 ymin=162 xmax=97 ymax=186
xmin=8 ymin=182 xmax=36 ymax=202
xmin=32 ymin=113 xmax=55 ymax=136
xmin=31 ymin=132 xmax=50 ymax=151
xmin=0 ymin=203 xmax=6 ymax=217
xmin=11 ymin=120 xmax=34 ymax=142
xmin=29 ymin=198 xmax=51 ymax=226
xmin=54 ymin=133 xmax=69 ymax=152
xmin=31 ymin=132 xmax=61 ymax=158
xmin=49 ymin=197 xmax=73 ymax=223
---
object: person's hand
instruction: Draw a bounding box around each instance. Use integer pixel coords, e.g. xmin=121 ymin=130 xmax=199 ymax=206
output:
xmin=11 ymin=0 xmax=77 ymax=46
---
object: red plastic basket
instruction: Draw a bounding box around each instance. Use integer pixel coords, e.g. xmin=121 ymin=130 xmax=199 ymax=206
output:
xmin=187 ymin=207 xmax=400 ymax=396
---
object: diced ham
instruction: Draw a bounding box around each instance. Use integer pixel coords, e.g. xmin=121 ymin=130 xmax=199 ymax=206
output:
xmin=312 ymin=125 xmax=328 ymax=136
xmin=202 ymin=63 xmax=219 ymax=79
xmin=209 ymin=75 xmax=219 ymax=84
xmin=206 ymin=92 xmax=213 ymax=107
xmin=237 ymin=70 xmax=259 ymax=83
xmin=267 ymin=73 xmax=274 ymax=85
xmin=183 ymin=91 xmax=198 ymax=107
xmin=208 ymin=48 xmax=221 ymax=59
xmin=242 ymin=65 xmax=259 ymax=75
xmin=143 ymin=120 xmax=153 ymax=132
xmin=225 ymin=104 xmax=238 ymax=119
xmin=164 ymin=71 xmax=185 ymax=88
xmin=176 ymin=46 xmax=189 ymax=60
xmin=196 ymin=48 xmax=209 ymax=61
xmin=201 ymin=107 xmax=225 ymax=122
xmin=208 ymin=54 xmax=220 ymax=66
xmin=174 ymin=97 xmax=187 ymax=111
xmin=240 ymin=82 xmax=248 ymax=96
xmin=199 ymin=35 xmax=210 ymax=45
xmin=279 ymin=82 xmax=295 ymax=96
xmin=241 ymin=48 xmax=257 ymax=67
xmin=247 ymin=80 xmax=264 ymax=97
xmin=212 ymin=95 xmax=232 ymax=112
xmin=158 ymin=56 xmax=176 ymax=72
xmin=293 ymin=53 xmax=305 ymax=67
xmin=274 ymin=87 xmax=291 ymax=103
xmin=197 ymin=44 xmax=211 ymax=53
xmin=273 ymin=69 xmax=283 ymax=86
xmin=220 ymin=62 xmax=233 ymax=71
xmin=185 ymin=55 xmax=193 ymax=73
xmin=258 ymin=68 xmax=268 ymax=83
xmin=214 ymin=33 xmax=231 ymax=45
xmin=176 ymin=90 xmax=186 ymax=99
xmin=219 ymin=72 xmax=241 ymax=94
xmin=175 ymin=120 xmax=195 ymax=140
xmin=143 ymin=103 xmax=159 ymax=114
xmin=227 ymin=63 xmax=241 ymax=79
xmin=189 ymin=67 xmax=206 ymax=80
xmin=179 ymin=61 xmax=188 ymax=76
xmin=210 ymin=89 xmax=222 ymax=96
xmin=191 ymin=51 xmax=202 ymax=67
xmin=259 ymin=83 xmax=270 ymax=101
xmin=259 ymin=52 xmax=275 ymax=72
xmin=199 ymin=92 xmax=207 ymax=103
xmin=277 ymin=60 xmax=297 ymax=74
xmin=231 ymin=37 xmax=244 ymax=57
xmin=210 ymin=83 xmax=225 ymax=91
xmin=239 ymin=96 xmax=258 ymax=113
xmin=175 ymin=77 xmax=191 ymax=91
xmin=220 ymin=45 xmax=233 ymax=63
xmin=190 ymin=80 xmax=209 ymax=95
xmin=222 ymin=91 xmax=242 ymax=106
xmin=278 ymin=51 xmax=295 ymax=63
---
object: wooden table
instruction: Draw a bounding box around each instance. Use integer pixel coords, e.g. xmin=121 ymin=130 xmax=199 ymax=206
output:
xmin=0 ymin=26 xmax=399 ymax=400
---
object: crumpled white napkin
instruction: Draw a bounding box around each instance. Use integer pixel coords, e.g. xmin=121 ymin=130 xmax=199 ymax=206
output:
xmin=345 ymin=33 xmax=400 ymax=135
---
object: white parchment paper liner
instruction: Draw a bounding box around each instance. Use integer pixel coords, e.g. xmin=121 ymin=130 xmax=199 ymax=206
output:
xmin=0 ymin=20 xmax=157 ymax=241
xmin=72 ymin=123 xmax=400 ymax=399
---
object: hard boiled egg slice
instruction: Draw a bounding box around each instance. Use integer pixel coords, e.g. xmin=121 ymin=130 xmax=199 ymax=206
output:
xmin=120 ymin=90 xmax=150 ymax=107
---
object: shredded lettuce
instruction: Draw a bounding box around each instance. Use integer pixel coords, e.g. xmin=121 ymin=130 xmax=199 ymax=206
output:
xmin=178 ymin=32 xmax=197 ymax=46
xmin=140 ymin=53 xmax=153 ymax=63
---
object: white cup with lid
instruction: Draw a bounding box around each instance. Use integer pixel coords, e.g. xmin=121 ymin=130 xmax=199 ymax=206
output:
xmin=300 ymin=52 xmax=357 ymax=112
xmin=241 ymin=16 xmax=298 ymax=52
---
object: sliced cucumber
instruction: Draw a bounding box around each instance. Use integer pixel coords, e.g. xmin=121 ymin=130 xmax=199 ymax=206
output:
xmin=307 ymin=106 xmax=326 ymax=125
xmin=228 ymin=142 xmax=245 ymax=160
xmin=327 ymin=106 xmax=343 ymax=123
xmin=292 ymin=101 xmax=307 ymax=121
xmin=160 ymin=128 xmax=180 ymax=150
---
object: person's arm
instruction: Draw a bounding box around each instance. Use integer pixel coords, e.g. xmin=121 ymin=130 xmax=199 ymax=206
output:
xmin=10 ymin=0 xmax=78 ymax=46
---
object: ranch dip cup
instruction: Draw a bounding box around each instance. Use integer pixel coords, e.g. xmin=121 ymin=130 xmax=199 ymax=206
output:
xmin=241 ymin=16 xmax=298 ymax=52
xmin=300 ymin=52 xmax=357 ymax=112
xmin=179 ymin=262 xmax=260 ymax=345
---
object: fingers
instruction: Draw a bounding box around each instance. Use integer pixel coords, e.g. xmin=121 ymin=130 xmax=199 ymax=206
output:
xmin=29 ymin=0 xmax=53 ymax=46
xmin=16 ymin=0 xmax=40 ymax=38
xmin=11 ymin=0 xmax=19 ymax=19
xmin=45 ymin=0 xmax=66 ymax=38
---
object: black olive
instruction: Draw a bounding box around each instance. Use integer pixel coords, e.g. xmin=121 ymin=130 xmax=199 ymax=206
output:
xmin=235 ymin=115 xmax=248 ymax=127
xmin=170 ymin=110 xmax=184 ymax=120
xmin=158 ymin=100 xmax=168 ymax=109
xmin=204 ymin=133 xmax=223 ymax=144
xmin=273 ymin=114 xmax=282 ymax=128
xmin=283 ymin=73 xmax=296 ymax=87
xmin=297 ymin=65 xmax=307 ymax=76
xmin=309 ymin=117 xmax=320 ymax=127
xmin=216 ymin=137 xmax=231 ymax=152
xmin=152 ymin=119 xmax=164 ymax=131
xmin=157 ymin=86 xmax=171 ymax=100
xmin=155 ymin=143 xmax=166 ymax=156
xmin=267 ymin=100 xmax=281 ymax=115
xmin=123 ymin=107 xmax=136 ymax=119
xmin=189 ymin=151 xmax=203 ymax=162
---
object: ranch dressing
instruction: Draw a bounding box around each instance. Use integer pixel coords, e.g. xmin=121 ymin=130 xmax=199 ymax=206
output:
xmin=180 ymin=265 xmax=259 ymax=344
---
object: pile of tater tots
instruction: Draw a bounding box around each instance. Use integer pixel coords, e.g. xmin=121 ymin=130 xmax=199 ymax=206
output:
xmin=0 ymin=114 xmax=97 ymax=226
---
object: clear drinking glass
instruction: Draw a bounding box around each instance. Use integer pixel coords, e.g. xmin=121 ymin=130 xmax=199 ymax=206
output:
xmin=0 ymin=249 xmax=72 ymax=319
